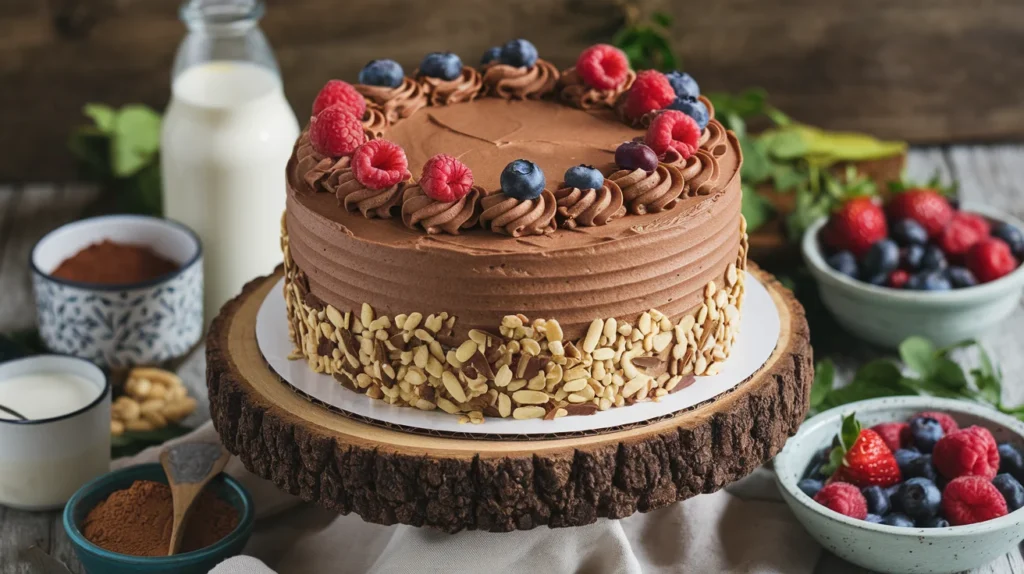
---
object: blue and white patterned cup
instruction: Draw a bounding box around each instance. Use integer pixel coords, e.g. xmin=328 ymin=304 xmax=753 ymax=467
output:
xmin=31 ymin=215 xmax=203 ymax=368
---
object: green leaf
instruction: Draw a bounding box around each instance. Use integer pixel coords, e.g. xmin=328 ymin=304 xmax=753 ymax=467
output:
xmin=68 ymin=130 xmax=112 ymax=180
xmin=770 ymin=163 xmax=807 ymax=193
xmin=899 ymin=336 xmax=938 ymax=378
xmin=652 ymin=11 xmax=672 ymax=28
xmin=83 ymin=103 xmax=117 ymax=133
xmin=740 ymin=185 xmax=774 ymax=232
xmin=821 ymin=379 xmax=907 ymax=410
xmin=932 ymin=357 xmax=968 ymax=390
xmin=821 ymin=446 xmax=845 ymax=477
xmin=810 ymin=358 xmax=835 ymax=409
xmin=854 ymin=359 xmax=905 ymax=390
xmin=840 ymin=413 xmax=862 ymax=450
xmin=111 ymin=104 xmax=162 ymax=178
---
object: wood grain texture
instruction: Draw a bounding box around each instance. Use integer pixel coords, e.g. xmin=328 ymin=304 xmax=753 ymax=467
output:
xmin=205 ymin=266 xmax=813 ymax=533
xmin=3 ymin=0 xmax=1024 ymax=180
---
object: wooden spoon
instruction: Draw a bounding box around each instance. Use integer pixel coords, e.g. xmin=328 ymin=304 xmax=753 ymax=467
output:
xmin=159 ymin=442 xmax=231 ymax=556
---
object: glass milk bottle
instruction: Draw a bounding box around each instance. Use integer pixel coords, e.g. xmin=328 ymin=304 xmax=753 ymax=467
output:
xmin=161 ymin=0 xmax=299 ymax=325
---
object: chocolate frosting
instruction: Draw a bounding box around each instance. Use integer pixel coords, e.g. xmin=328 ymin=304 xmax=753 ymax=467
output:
xmin=558 ymin=67 xmax=636 ymax=111
xmin=679 ymin=149 xmax=721 ymax=196
xmin=332 ymin=172 xmax=404 ymax=219
xmin=609 ymin=164 xmax=685 ymax=214
xmin=362 ymin=103 xmax=389 ymax=140
xmin=481 ymin=59 xmax=560 ymax=100
xmin=554 ymin=180 xmax=626 ymax=228
xmin=356 ymin=78 xmax=428 ymax=123
xmin=700 ymin=119 xmax=728 ymax=157
xmin=479 ymin=190 xmax=557 ymax=237
xmin=401 ymin=184 xmax=482 ymax=234
xmin=417 ymin=67 xmax=483 ymax=106
xmin=288 ymin=132 xmax=352 ymax=195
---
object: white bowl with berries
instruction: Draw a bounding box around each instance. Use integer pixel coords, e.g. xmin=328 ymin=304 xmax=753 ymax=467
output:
xmin=802 ymin=189 xmax=1024 ymax=349
xmin=775 ymin=396 xmax=1024 ymax=574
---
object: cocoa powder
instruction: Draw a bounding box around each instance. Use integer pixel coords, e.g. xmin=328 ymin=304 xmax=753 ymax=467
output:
xmin=51 ymin=240 xmax=179 ymax=285
xmin=82 ymin=479 xmax=239 ymax=556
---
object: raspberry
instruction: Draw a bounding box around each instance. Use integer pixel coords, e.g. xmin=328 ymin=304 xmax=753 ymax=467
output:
xmin=351 ymin=140 xmax=410 ymax=190
xmin=967 ymin=238 xmax=1019 ymax=283
xmin=888 ymin=270 xmax=910 ymax=289
xmin=644 ymin=110 xmax=701 ymax=158
xmin=813 ymin=482 xmax=868 ymax=519
xmin=871 ymin=422 xmax=907 ymax=452
xmin=312 ymin=80 xmax=367 ymax=119
xmin=575 ymin=44 xmax=631 ymax=90
xmin=623 ymin=70 xmax=676 ymax=121
xmin=933 ymin=426 xmax=1000 ymax=480
xmin=914 ymin=411 xmax=960 ymax=436
xmin=419 ymin=154 xmax=474 ymax=202
xmin=937 ymin=218 xmax=984 ymax=261
xmin=942 ymin=475 xmax=1008 ymax=525
xmin=954 ymin=212 xmax=991 ymax=237
xmin=309 ymin=107 xmax=366 ymax=158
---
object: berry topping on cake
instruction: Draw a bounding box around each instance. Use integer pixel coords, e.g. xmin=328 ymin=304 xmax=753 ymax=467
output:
xmin=813 ymin=482 xmax=868 ymax=519
xmin=822 ymin=197 xmax=888 ymax=258
xmin=309 ymin=106 xmax=366 ymax=158
xmin=665 ymin=70 xmax=700 ymax=99
xmin=942 ymin=476 xmax=1008 ymax=525
xmin=500 ymin=159 xmax=546 ymax=200
xmin=312 ymin=79 xmax=367 ymax=119
xmin=563 ymin=165 xmax=604 ymax=190
xmin=351 ymin=140 xmax=410 ymax=190
xmin=480 ymin=46 xmax=502 ymax=65
xmin=933 ymin=426 xmax=1000 ymax=480
xmin=358 ymin=59 xmax=405 ymax=89
xmin=666 ymin=96 xmax=710 ymax=131
xmin=419 ymin=154 xmax=474 ymax=202
xmin=967 ymin=237 xmax=1019 ymax=283
xmin=575 ymin=44 xmax=631 ymax=90
xmin=624 ymin=70 xmax=676 ymax=121
xmin=644 ymin=110 xmax=701 ymax=158
xmin=499 ymin=39 xmax=538 ymax=68
xmin=887 ymin=189 xmax=953 ymax=238
xmin=419 ymin=52 xmax=463 ymax=81
xmin=614 ymin=141 xmax=658 ymax=173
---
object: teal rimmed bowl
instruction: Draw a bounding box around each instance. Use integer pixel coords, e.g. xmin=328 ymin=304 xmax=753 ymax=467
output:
xmin=63 ymin=463 xmax=253 ymax=574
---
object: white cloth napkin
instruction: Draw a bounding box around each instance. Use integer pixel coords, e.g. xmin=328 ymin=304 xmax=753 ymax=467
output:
xmin=119 ymin=423 xmax=820 ymax=574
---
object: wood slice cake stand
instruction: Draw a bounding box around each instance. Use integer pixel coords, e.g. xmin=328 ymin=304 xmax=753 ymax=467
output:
xmin=207 ymin=266 xmax=813 ymax=533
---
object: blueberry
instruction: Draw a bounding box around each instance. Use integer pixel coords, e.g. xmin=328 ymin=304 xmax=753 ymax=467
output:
xmin=480 ymin=46 xmax=502 ymax=65
xmin=358 ymin=59 xmax=404 ymax=88
xmin=998 ymin=443 xmax=1024 ymax=481
xmin=881 ymin=513 xmax=916 ymax=527
xmin=798 ymin=478 xmax=824 ymax=498
xmin=863 ymin=239 xmax=900 ymax=278
xmin=992 ymin=222 xmax=1024 ymax=259
xmin=920 ymin=516 xmax=950 ymax=528
xmin=499 ymin=39 xmax=538 ymax=68
xmin=892 ymin=219 xmax=929 ymax=246
xmin=500 ymin=159 xmax=546 ymax=200
xmin=993 ymin=474 xmax=1024 ymax=511
xmin=902 ymin=244 xmax=926 ymax=270
xmin=805 ymin=462 xmax=827 ymax=480
xmin=614 ymin=141 xmax=659 ymax=173
xmin=898 ymin=477 xmax=942 ymax=521
xmin=665 ymin=70 xmax=700 ymax=99
xmin=913 ymin=271 xmax=952 ymax=291
xmin=908 ymin=416 xmax=945 ymax=453
xmin=862 ymin=485 xmax=891 ymax=516
xmin=563 ymin=165 xmax=604 ymax=190
xmin=666 ymin=97 xmax=709 ymax=130
xmin=904 ymin=454 xmax=939 ymax=482
xmin=946 ymin=266 xmax=978 ymax=288
xmin=826 ymin=251 xmax=859 ymax=279
xmin=886 ymin=484 xmax=903 ymax=512
xmin=895 ymin=448 xmax=922 ymax=476
xmin=419 ymin=52 xmax=463 ymax=81
xmin=921 ymin=245 xmax=948 ymax=271
xmin=865 ymin=513 xmax=884 ymax=524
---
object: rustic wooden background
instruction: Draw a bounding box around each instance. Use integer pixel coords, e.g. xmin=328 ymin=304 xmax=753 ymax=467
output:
xmin=2 ymin=0 xmax=1024 ymax=181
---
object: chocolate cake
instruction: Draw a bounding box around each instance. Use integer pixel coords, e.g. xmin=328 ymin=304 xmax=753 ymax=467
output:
xmin=280 ymin=42 xmax=747 ymax=422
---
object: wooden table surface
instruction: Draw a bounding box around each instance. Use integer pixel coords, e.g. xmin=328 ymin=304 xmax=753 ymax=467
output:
xmin=1 ymin=145 xmax=1023 ymax=573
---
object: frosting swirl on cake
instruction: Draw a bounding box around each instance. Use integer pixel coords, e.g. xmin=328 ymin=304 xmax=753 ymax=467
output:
xmin=289 ymin=133 xmax=352 ymax=196
xmin=417 ymin=67 xmax=483 ymax=106
xmin=558 ymin=67 xmax=636 ymax=111
xmin=479 ymin=189 xmax=557 ymax=237
xmin=401 ymin=184 xmax=482 ymax=235
xmin=361 ymin=103 xmax=389 ymax=140
xmin=481 ymin=59 xmax=560 ymax=100
xmin=356 ymin=78 xmax=428 ymax=123
xmin=554 ymin=180 xmax=626 ymax=228
xmin=699 ymin=119 xmax=728 ymax=157
xmin=330 ymin=172 xmax=404 ymax=219
xmin=679 ymin=149 xmax=721 ymax=196
xmin=609 ymin=164 xmax=685 ymax=214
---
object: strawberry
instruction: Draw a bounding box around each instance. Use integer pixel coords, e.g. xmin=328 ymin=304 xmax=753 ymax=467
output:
xmin=887 ymin=189 xmax=953 ymax=238
xmin=822 ymin=197 xmax=888 ymax=258
xmin=824 ymin=414 xmax=902 ymax=487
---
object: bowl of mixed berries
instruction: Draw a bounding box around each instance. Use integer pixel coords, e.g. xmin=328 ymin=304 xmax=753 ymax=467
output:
xmin=775 ymin=396 xmax=1024 ymax=574
xmin=802 ymin=189 xmax=1024 ymax=348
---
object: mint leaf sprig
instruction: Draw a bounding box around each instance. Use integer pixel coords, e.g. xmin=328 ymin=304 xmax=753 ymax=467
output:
xmin=809 ymin=337 xmax=1012 ymax=419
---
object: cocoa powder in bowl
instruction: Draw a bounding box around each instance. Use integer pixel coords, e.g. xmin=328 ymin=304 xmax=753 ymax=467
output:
xmin=51 ymin=240 xmax=179 ymax=285
xmin=82 ymin=479 xmax=239 ymax=556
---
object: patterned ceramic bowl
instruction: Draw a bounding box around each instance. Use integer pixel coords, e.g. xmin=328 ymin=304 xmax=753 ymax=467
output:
xmin=31 ymin=215 xmax=203 ymax=368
